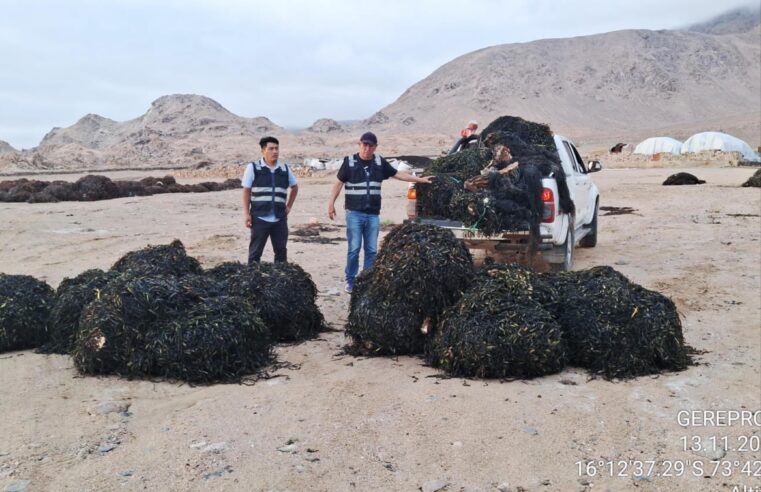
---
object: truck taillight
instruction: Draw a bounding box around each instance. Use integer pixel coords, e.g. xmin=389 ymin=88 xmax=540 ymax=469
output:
xmin=407 ymin=185 xmax=417 ymax=219
xmin=541 ymin=187 xmax=555 ymax=223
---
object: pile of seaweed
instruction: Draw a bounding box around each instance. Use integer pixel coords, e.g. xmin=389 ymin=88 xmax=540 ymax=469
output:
xmin=206 ymin=261 xmax=326 ymax=342
xmin=73 ymin=273 xmax=272 ymax=383
xmin=415 ymin=148 xmax=487 ymax=220
xmin=428 ymin=264 xmax=567 ymax=379
xmin=345 ymin=223 xmax=474 ymax=355
xmin=741 ymin=169 xmax=761 ymax=187
xmin=2 ymin=240 xmax=325 ymax=383
xmin=424 ymin=148 xmax=487 ymax=180
xmin=0 ymin=175 xmax=240 ymax=203
xmin=416 ymin=116 xmax=574 ymax=236
xmin=71 ymin=242 xmax=324 ymax=382
xmin=37 ymin=269 xmax=119 ymax=354
xmin=662 ymin=173 xmax=705 ymax=185
xmin=341 ymin=223 xmax=695 ymax=380
xmin=427 ymin=264 xmax=695 ymax=380
xmin=111 ymin=239 xmax=204 ymax=277
xmin=0 ymin=274 xmax=55 ymax=353
xmin=290 ymin=222 xmax=345 ymax=244
xmin=540 ymin=266 xmax=694 ymax=379
xmin=480 ymin=116 xmax=557 ymax=149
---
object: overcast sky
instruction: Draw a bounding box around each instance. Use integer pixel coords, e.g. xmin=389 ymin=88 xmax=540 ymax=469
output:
xmin=0 ymin=0 xmax=754 ymax=149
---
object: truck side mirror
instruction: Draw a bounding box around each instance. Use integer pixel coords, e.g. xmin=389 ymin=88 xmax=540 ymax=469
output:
xmin=588 ymin=160 xmax=602 ymax=173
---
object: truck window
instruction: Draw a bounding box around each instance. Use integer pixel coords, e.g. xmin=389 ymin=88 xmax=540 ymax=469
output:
xmin=569 ymin=143 xmax=589 ymax=173
xmin=562 ymin=142 xmax=582 ymax=174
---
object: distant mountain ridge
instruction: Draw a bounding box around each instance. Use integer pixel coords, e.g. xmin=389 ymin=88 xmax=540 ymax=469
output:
xmin=39 ymin=94 xmax=282 ymax=150
xmin=366 ymin=11 xmax=760 ymax=143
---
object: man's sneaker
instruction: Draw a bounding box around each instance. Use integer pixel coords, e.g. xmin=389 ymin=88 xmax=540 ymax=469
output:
xmin=345 ymin=280 xmax=353 ymax=293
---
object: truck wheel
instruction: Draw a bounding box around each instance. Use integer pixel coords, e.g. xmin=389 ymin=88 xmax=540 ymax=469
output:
xmin=579 ymin=201 xmax=598 ymax=248
xmin=549 ymin=222 xmax=574 ymax=272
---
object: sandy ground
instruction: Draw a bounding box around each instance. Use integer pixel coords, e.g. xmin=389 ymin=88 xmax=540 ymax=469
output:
xmin=0 ymin=166 xmax=760 ymax=492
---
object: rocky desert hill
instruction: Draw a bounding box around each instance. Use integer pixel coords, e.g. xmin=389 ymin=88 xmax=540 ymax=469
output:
xmin=3 ymin=95 xmax=285 ymax=172
xmin=38 ymin=94 xmax=281 ymax=150
xmin=306 ymin=118 xmax=345 ymax=134
xmin=1 ymin=7 xmax=758 ymax=173
xmin=0 ymin=140 xmax=16 ymax=155
xmin=367 ymin=6 xmax=760 ymax=147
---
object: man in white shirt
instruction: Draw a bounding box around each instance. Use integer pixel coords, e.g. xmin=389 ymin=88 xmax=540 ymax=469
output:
xmin=241 ymin=136 xmax=298 ymax=263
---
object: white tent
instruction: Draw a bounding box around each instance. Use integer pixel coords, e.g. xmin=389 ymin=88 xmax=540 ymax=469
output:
xmin=681 ymin=132 xmax=760 ymax=162
xmin=633 ymin=137 xmax=683 ymax=155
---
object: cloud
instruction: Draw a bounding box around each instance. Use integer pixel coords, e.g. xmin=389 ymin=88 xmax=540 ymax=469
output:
xmin=0 ymin=0 xmax=755 ymax=148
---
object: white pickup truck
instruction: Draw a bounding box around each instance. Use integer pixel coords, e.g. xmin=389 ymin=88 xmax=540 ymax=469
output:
xmin=406 ymin=135 xmax=602 ymax=271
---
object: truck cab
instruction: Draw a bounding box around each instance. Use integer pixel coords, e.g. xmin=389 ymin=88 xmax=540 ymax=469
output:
xmin=406 ymin=135 xmax=601 ymax=271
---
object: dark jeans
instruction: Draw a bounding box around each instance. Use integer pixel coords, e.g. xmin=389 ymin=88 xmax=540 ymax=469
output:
xmin=248 ymin=216 xmax=288 ymax=264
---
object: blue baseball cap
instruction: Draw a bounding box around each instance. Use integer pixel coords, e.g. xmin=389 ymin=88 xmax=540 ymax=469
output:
xmin=360 ymin=132 xmax=378 ymax=145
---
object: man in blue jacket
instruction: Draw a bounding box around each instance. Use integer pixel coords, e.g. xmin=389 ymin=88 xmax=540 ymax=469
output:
xmin=242 ymin=136 xmax=298 ymax=264
xmin=327 ymin=132 xmax=433 ymax=293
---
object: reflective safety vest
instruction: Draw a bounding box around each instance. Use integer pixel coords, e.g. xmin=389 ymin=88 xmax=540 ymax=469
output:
xmin=249 ymin=159 xmax=289 ymax=218
xmin=344 ymin=154 xmax=384 ymax=214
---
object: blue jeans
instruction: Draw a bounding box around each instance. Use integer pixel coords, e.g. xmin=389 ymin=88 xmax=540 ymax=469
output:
xmin=345 ymin=210 xmax=380 ymax=283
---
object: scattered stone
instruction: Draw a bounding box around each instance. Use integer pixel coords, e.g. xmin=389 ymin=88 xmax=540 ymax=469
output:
xmin=692 ymin=439 xmax=726 ymax=460
xmin=451 ymin=441 xmax=463 ymax=447
xmin=632 ymin=473 xmax=652 ymax=482
xmin=497 ymin=482 xmax=510 ymax=492
xmin=421 ymin=480 xmax=448 ymax=492
xmin=277 ymin=444 xmax=298 ymax=454
xmin=160 ymin=427 xmax=170 ymax=432
xmin=97 ymin=444 xmax=117 ymax=453
xmin=523 ymin=427 xmax=539 ymax=436
xmin=117 ymin=470 xmax=134 ymax=477
xmin=295 ymin=464 xmax=306 ymax=473
xmin=90 ymin=401 xmax=131 ymax=415
xmin=202 ymin=442 xmax=227 ymax=454
xmin=189 ymin=441 xmax=207 ymax=449
xmin=202 ymin=465 xmax=232 ymax=479
xmin=3 ymin=480 xmax=30 ymax=492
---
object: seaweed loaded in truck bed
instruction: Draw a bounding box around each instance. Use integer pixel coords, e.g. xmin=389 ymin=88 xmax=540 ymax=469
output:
xmin=407 ymin=116 xmax=602 ymax=271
